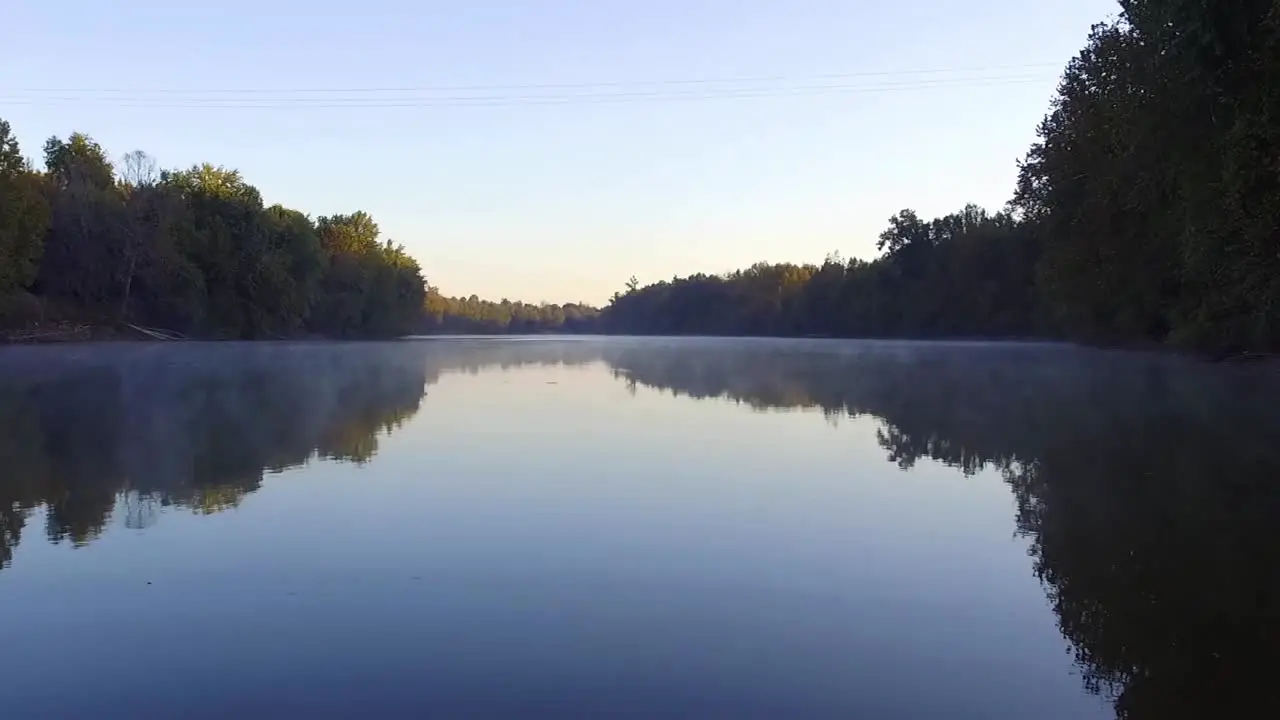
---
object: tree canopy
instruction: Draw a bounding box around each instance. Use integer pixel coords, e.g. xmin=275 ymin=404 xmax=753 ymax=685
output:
xmin=599 ymin=206 xmax=1040 ymax=340
xmin=1 ymin=130 xmax=425 ymax=339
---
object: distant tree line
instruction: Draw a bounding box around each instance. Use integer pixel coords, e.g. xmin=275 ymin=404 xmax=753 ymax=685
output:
xmin=602 ymin=206 xmax=1040 ymax=340
xmin=0 ymin=123 xmax=425 ymax=339
xmin=600 ymin=2 xmax=1280 ymax=356
xmin=421 ymin=287 xmax=599 ymax=334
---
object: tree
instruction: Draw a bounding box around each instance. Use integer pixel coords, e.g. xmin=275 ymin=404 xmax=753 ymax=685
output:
xmin=317 ymin=211 xmax=381 ymax=256
xmin=7 ymin=0 xmax=1280 ymax=358
xmin=1016 ymin=3 xmax=1280 ymax=353
xmin=0 ymin=121 xmax=48 ymax=299
xmin=163 ymin=164 xmax=270 ymax=336
xmin=0 ymin=118 xmax=431 ymax=339
xmin=36 ymin=132 xmax=128 ymax=315
xmin=116 ymin=150 xmax=166 ymax=320
xmin=261 ymin=206 xmax=326 ymax=332
xmin=119 ymin=149 xmax=158 ymax=190
xmin=43 ymin=133 xmax=114 ymax=190
xmin=309 ymin=212 xmax=427 ymax=338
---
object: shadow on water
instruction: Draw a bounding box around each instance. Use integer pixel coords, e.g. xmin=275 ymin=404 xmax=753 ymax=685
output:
xmin=0 ymin=342 xmax=429 ymax=565
xmin=599 ymin=338 xmax=1280 ymax=720
xmin=2 ymin=337 xmax=1278 ymax=718
xmin=0 ymin=339 xmax=610 ymax=568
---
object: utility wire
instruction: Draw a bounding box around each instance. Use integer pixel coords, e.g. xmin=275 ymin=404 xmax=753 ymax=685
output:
xmin=5 ymin=62 xmax=1064 ymax=95
xmin=0 ymin=73 xmax=1058 ymax=109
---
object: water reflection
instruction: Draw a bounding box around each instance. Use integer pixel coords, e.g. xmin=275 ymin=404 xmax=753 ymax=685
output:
xmin=601 ymin=339 xmax=1280 ymax=719
xmin=2 ymin=338 xmax=1278 ymax=718
xmin=0 ymin=342 xmax=427 ymax=565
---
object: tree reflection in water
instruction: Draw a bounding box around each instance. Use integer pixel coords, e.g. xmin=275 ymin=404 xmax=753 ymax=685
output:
xmin=603 ymin=339 xmax=1280 ymax=719
xmin=0 ymin=339 xmax=608 ymax=566
xmin=0 ymin=342 xmax=429 ymax=561
xmin=2 ymin=338 xmax=1277 ymax=718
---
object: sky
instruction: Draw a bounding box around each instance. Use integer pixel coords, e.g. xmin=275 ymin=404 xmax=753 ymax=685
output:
xmin=1 ymin=0 xmax=1119 ymax=305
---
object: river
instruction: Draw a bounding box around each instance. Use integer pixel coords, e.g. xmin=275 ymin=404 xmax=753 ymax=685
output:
xmin=1 ymin=338 xmax=1276 ymax=719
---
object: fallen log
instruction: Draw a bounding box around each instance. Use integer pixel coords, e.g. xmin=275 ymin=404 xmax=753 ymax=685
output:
xmin=125 ymin=324 xmax=186 ymax=341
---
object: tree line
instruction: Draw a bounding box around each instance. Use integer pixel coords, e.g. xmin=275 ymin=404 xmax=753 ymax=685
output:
xmin=602 ymin=207 xmax=1040 ymax=340
xmin=421 ymin=287 xmax=599 ymax=334
xmin=4 ymin=2 xmax=1276 ymax=352
xmin=1 ymin=123 xmax=425 ymax=339
xmin=599 ymin=1 xmax=1280 ymax=356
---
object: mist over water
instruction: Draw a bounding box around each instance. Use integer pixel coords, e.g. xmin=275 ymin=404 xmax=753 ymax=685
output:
xmin=1 ymin=338 xmax=1277 ymax=719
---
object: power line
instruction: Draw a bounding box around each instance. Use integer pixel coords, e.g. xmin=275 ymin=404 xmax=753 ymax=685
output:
xmin=3 ymin=62 xmax=1064 ymax=95
xmin=0 ymin=74 xmax=1058 ymax=109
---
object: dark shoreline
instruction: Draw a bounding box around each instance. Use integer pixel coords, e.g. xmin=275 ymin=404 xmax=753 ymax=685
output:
xmin=4 ymin=325 xmax=1277 ymax=366
xmin=0 ymin=321 xmax=406 ymax=345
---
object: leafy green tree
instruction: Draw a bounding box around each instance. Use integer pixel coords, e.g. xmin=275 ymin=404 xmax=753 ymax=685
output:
xmin=163 ymin=164 xmax=269 ymax=336
xmin=0 ymin=118 xmax=432 ymax=339
xmin=262 ymin=206 xmax=326 ymax=332
xmin=8 ymin=0 xmax=1280 ymax=358
xmin=310 ymin=212 xmax=426 ymax=338
xmin=317 ymin=211 xmax=381 ymax=255
xmin=0 ymin=121 xmax=48 ymax=300
xmin=598 ymin=206 xmax=1038 ymax=341
xmin=1016 ymin=3 xmax=1280 ymax=354
xmin=43 ymin=133 xmax=114 ymax=190
xmin=419 ymin=286 xmax=599 ymax=334
xmin=36 ymin=132 xmax=129 ymax=315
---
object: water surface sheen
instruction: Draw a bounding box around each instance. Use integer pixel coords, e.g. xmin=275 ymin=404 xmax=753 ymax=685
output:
xmin=1 ymin=338 xmax=1277 ymax=719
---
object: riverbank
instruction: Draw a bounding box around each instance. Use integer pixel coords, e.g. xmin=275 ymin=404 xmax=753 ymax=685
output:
xmin=0 ymin=293 xmax=385 ymax=343
xmin=0 ymin=312 xmax=204 ymax=343
xmin=2 ymin=321 xmax=116 ymax=344
xmin=3 ymin=325 xmax=1276 ymax=366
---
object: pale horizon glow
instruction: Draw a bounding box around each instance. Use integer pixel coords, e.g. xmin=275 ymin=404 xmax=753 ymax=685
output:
xmin=0 ymin=0 xmax=1119 ymax=305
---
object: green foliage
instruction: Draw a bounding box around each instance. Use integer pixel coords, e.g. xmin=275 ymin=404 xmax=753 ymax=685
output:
xmin=602 ymin=2 xmax=1279 ymax=356
xmin=317 ymin=211 xmax=380 ymax=255
xmin=0 ymin=122 xmax=48 ymax=297
xmin=1016 ymin=3 xmax=1280 ymax=354
xmin=309 ymin=214 xmax=427 ymax=338
xmin=421 ymin=288 xmax=599 ymax=334
xmin=7 ymin=0 xmax=1278 ymax=352
xmin=602 ymin=206 xmax=1039 ymax=339
xmin=0 ymin=120 xmax=426 ymax=339
xmin=162 ymin=163 xmax=314 ymax=337
xmin=262 ymin=205 xmax=326 ymax=332
xmin=37 ymin=136 xmax=129 ymax=314
xmin=43 ymin=132 xmax=114 ymax=190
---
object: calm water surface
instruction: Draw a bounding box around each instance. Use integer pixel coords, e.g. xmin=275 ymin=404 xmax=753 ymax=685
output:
xmin=1 ymin=338 xmax=1277 ymax=719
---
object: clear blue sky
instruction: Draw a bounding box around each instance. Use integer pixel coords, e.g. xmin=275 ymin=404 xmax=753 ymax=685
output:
xmin=1 ymin=1 xmax=1117 ymax=304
